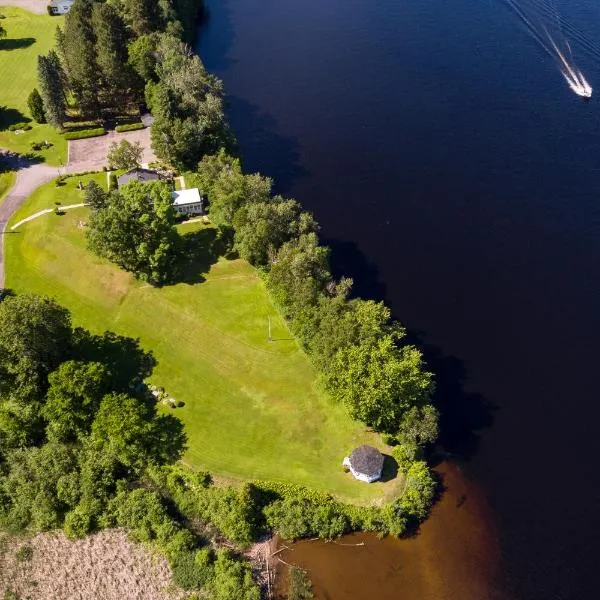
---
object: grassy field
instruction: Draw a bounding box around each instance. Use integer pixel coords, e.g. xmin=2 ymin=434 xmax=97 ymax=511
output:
xmin=5 ymin=175 xmax=400 ymax=505
xmin=0 ymin=7 xmax=67 ymax=165
xmin=0 ymin=170 xmax=16 ymax=204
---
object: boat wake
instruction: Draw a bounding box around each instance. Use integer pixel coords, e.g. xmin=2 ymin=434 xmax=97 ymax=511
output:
xmin=503 ymin=0 xmax=593 ymax=98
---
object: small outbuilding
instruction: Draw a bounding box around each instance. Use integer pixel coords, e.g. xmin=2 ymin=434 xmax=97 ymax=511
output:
xmin=343 ymin=445 xmax=384 ymax=483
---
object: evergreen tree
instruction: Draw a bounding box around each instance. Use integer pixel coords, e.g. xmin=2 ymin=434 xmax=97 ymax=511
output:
xmin=121 ymin=0 xmax=163 ymax=36
xmin=37 ymin=51 xmax=66 ymax=129
xmin=27 ymin=88 xmax=46 ymax=124
xmin=92 ymin=2 xmax=133 ymax=96
xmin=62 ymin=0 xmax=100 ymax=117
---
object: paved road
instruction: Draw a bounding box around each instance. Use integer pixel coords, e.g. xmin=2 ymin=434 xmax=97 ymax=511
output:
xmin=0 ymin=154 xmax=57 ymax=289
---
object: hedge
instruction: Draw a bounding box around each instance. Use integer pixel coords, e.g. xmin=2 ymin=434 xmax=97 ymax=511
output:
xmin=64 ymin=128 xmax=107 ymax=141
xmin=63 ymin=120 xmax=103 ymax=130
xmin=115 ymin=123 xmax=145 ymax=133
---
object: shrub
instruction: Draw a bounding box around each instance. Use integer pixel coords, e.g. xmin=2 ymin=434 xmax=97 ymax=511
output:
xmin=171 ymin=548 xmax=214 ymax=590
xmin=15 ymin=545 xmax=33 ymax=563
xmin=64 ymin=128 xmax=106 ymax=141
xmin=64 ymin=505 xmax=94 ymax=539
xmin=288 ymin=567 xmax=313 ymax=600
xmin=115 ymin=123 xmax=145 ymax=133
xmin=8 ymin=122 xmax=32 ymax=132
xmin=63 ymin=120 xmax=103 ymax=130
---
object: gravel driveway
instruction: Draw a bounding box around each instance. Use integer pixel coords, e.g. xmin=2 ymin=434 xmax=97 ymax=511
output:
xmin=68 ymin=129 xmax=157 ymax=172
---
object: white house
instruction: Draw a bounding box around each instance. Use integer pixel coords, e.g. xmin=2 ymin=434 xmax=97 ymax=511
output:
xmin=171 ymin=188 xmax=204 ymax=216
xmin=48 ymin=0 xmax=74 ymax=15
xmin=343 ymin=445 xmax=385 ymax=483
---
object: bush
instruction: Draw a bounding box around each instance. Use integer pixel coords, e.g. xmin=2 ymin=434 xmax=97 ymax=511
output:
xmin=8 ymin=122 xmax=32 ymax=132
xmin=115 ymin=123 xmax=145 ymax=133
xmin=64 ymin=128 xmax=106 ymax=141
xmin=63 ymin=120 xmax=102 ymax=130
xmin=171 ymin=548 xmax=214 ymax=590
xmin=15 ymin=545 xmax=33 ymax=563
xmin=288 ymin=567 xmax=313 ymax=600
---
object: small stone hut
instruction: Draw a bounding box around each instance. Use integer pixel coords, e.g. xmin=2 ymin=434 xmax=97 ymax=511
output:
xmin=343 ymin=445 xmax=384 ymax=483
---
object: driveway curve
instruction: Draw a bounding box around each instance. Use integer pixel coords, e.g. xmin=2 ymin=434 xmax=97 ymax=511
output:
xmin=0 ymin=154 xmax=57 ymax=289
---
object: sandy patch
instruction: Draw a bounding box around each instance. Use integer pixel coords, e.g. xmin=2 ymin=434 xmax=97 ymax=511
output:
xmin=0 ymin=529 xmax=189 ymax=600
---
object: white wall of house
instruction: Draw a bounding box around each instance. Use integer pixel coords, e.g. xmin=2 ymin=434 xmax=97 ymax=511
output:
xmin=49 ymin=1 xmax=74 ymax=15
xmin=343 ymin=457 xmax=381 ymax=483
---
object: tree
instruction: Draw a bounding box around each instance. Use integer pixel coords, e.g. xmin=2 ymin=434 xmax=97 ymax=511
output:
xmin=37 ymin=51 xmax=66 ymax=128
xmin=62 ymin=0 xmax=100 ymax=117
xmin=92 ymin=2 xmax=134 ymax=96
xmin=213 ymin=549 xmax=260 ymax=600
xmin=397 ymin=404 xmax=439 ymax=449
xmin=91 ymin=392 xmax=186 ymax=470
xmin=324 ymin=334 xmax=434 ymax=434
xmin=107 ymin=139 xmax=143 ymax=170
xmin=0 ymin=442 xmax=79 ymax=531
xmin=86 ymin=181 xmax=180 ymax=285
xmin=128 ymin=34 xmax=159 ymax=81
xmin=398 ymin=461 xmax=436 ymax=520
xmin=84 ymin=180 xmax=108 ymax=210
xmin=0 ymin=295 xmax=72 ymax=450
xmin=120 ymin=0 xmax=164 ymax=36
xmin=266 ymin=233 xmax=331 ymax=319
xmin=233 ymin=197 xmax=318 ymax=266
xmin=27 ymin=89 xmax=46 ymax=123
xmin=42 ymin=361 xmax=111 ymax=442
xmin=192 ymin=151 xmax=272 ymax=226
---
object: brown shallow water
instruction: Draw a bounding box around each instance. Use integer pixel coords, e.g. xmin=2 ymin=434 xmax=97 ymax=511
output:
xmin=276 ymin=463 xmax=501 ymax=600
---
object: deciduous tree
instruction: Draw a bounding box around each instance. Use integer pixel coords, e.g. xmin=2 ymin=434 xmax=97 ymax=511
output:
xmin=86 ymin=181 xmax=180 ymax=284
xmin=107 ymin=139 xmax=143 ymax=170
xmin=233 ymin=197 xmax=317 ymax=266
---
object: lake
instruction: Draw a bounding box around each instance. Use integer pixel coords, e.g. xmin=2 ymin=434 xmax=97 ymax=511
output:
xmin=198 ymin=1 xmax=600 ymax=598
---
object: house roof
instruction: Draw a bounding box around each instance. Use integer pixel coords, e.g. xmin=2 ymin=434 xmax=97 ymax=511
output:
xmin=348 ymin=445 xmax=384 ymax=478
xmin=117 ymin=168 xmax=160 ymax=187
xmin=171 ymin=188 xmax=203 ymax=206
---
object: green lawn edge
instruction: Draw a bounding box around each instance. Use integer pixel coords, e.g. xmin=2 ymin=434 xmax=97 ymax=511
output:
xmin=5 ymin=174 xmax=402 ymax=506
xmin=0 ymin=7 xmax=67 ymax=166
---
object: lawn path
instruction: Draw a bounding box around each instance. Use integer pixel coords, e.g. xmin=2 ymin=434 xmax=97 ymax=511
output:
xmin=10 ymin=203 xmax=86 ymax=231
xmin=0 ymin=153 xmax=57 ymax=288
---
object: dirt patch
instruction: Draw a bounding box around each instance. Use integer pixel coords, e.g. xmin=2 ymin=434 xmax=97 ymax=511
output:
xmin=68 ymin=129 xmax=157 ymax=172
xmin=0 ymin=1 xmax=47 ymax=14
xmin=0 ymin=529 xmax=189 ymax=600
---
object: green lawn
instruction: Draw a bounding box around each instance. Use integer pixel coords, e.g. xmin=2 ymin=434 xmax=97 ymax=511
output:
xmin=5 ymin=175 xmax=399 ymax=505
xmin=0 ymin=7 xmax=67 ymax=165
xmin=0 ymin=170 xmax=16 ymax=205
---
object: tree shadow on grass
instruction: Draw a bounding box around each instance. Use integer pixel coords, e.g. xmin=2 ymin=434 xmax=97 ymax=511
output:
xmin=171 ymin=227 xmax=228 ymax=285
xmin=379 ymin=454 xmax=399 ymax=483
xmin=0 ymin=107 xmax=30 ymax=131
xmin=72 ymin=329 xmax=157 ymax=394
xmin=0 ymin=37 xmax=36 ymax=51
xmin=0 ymin=150 xmax=44 ymax=170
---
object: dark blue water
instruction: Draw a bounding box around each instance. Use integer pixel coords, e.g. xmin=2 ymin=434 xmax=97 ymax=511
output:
xmin=198 ymin=1 xmax=600 ymax=598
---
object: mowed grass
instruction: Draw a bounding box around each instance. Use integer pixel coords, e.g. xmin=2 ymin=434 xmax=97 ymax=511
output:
xmin=0 ymin=7 xmax=67 ymax=165
xmin=5 ymin=175 xmax=399 ymax=505
xmin=0 ymin=170 xmax=16 ymax=204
